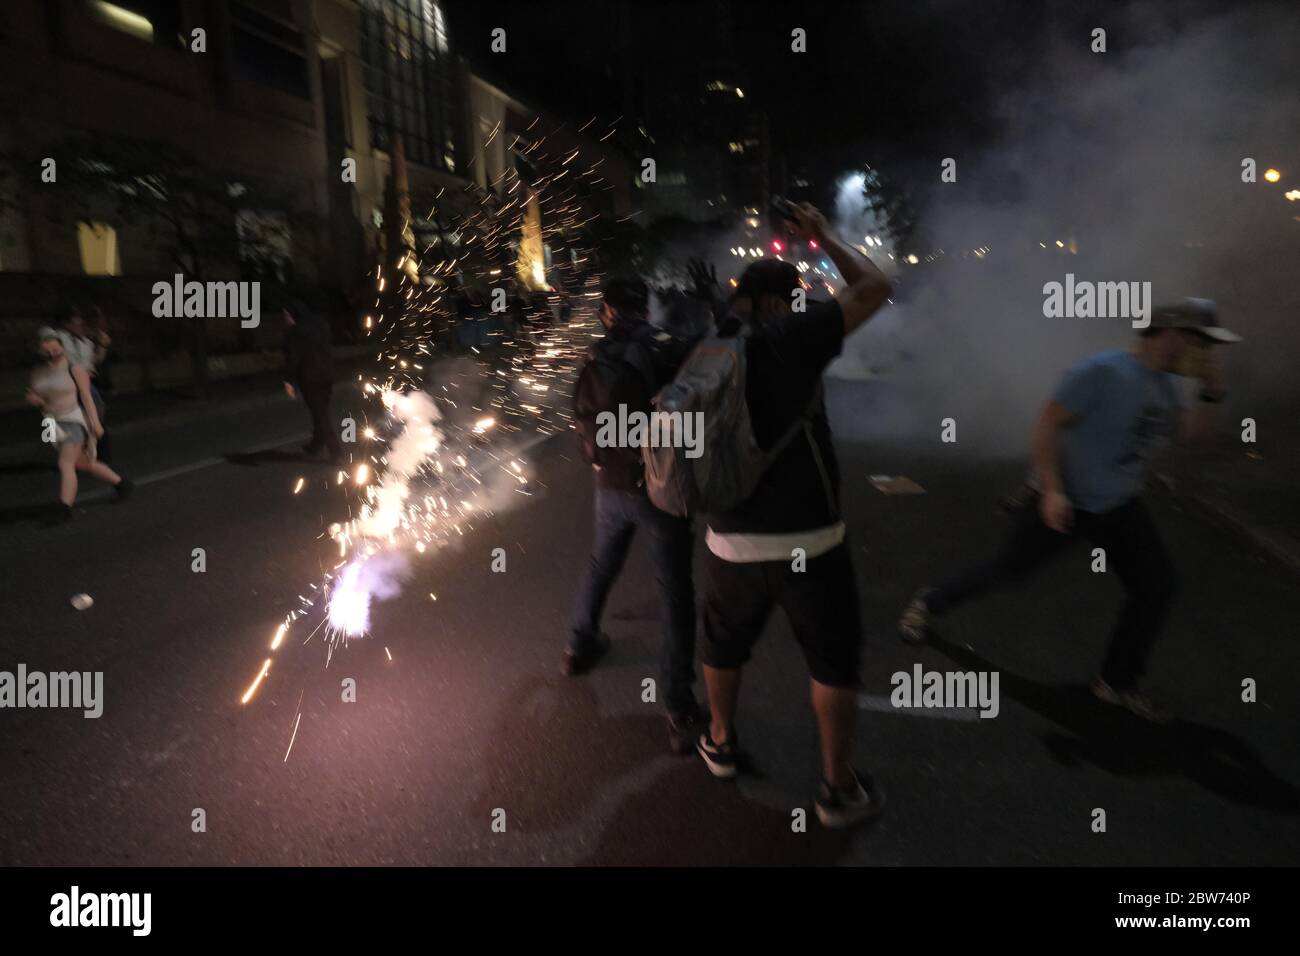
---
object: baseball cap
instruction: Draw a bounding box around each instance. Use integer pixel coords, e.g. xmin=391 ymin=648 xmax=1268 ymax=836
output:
xmin=1149 ymin=298 xmax=1242 ymax=343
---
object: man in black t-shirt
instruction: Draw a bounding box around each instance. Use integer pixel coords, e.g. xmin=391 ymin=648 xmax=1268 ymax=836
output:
xmin=695 ymin=203 xmax=893 ymax=828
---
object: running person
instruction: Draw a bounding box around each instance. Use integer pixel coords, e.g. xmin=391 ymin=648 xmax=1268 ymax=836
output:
xmin=899 ymin=299 xmax=1240 ymax=722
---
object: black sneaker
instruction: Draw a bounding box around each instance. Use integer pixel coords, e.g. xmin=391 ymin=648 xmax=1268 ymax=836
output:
xmin=697 ymin=730 xmax=739 ymax=780
xmin=44 ymin=502 xmax=73 ymax=526
xmin=815 ymin=767 xmax=886 ymax=829
xmin=114 ymin=478 xmax=134 ymax=501
xmin=898 ymin=588 xmax=935 ymax=645
xmin=561 ymin=633 xmax=611 ymax=676
xmin=666 ymin=700 xmax=708 ymax=755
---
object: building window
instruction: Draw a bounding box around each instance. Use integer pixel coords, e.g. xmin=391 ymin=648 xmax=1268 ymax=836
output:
xmin=78 ymin=222 xmax=121 ymax=276
xmin=361 ymin=0 xmax=456 ymax=172
xmin=230 ymin=1 xmax=310 ymax=100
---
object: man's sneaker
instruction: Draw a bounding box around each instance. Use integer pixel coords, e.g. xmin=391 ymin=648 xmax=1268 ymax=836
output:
xmin=44 ymin=502 xmax=73 ymax=526
xmin=898 ymin=588 xmax=935 ymax=645
xmin=1091 ymin=677 xmax=1173 ymax=724
xmin=561 ymin=633 xmax=611 ymax=676
xmin=815 ymin=767 xmax=886 ymax=829
xmin=696 ymin=730 xmax=739 ymax=780
xmin=666 ymin=700 xmax=708 ymax=755
xmin=114 ymin=478 xmax=134 ymax=501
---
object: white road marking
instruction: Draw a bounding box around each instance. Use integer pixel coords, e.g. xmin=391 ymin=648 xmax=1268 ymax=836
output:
xmin=858 ymin=694 xmax=981 ymax=721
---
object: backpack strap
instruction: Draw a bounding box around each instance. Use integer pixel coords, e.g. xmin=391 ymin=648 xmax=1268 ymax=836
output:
xmin=762 ymin=381 xmax=840 ymax=519
xmin=762 ymin=381 xmax=823 ymax=465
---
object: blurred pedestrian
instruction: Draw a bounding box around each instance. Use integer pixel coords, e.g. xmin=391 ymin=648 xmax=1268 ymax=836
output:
xmin=26 ymin=329 xmax=132 ymax=523
xmin=898 ymin=299 xmax=1241 ymax=723
xmin=694 ymin=203 xmax=892 ymax=828
xmin=58 ymin=307 xmax=113 ymax=461
xmin=283 ymin=297 xmax=343 ymax=463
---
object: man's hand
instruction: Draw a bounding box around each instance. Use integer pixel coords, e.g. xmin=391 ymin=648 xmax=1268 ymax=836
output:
xmin=24 ymin=388 xmax=43 ymax=407
xmin=790 ymin=202 xmax=830 ymax=242
xmin=1040 ymin=490 xmax=1074 ymax=533
xmin=685 ymin=258 xmax=718 ymax=300
xmin=284 ymin=382 xmax=296 ymax=400
xmin=91 ymin=422 xmax=104 ymax=440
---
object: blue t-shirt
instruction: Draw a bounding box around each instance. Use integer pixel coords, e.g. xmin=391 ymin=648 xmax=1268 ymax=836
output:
xmin=1051 ymin=350 xmax=1182 ymax=514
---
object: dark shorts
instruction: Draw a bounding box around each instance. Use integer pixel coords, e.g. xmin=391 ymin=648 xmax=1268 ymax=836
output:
xmin=701 ymin=541 xmax=863 ymax=687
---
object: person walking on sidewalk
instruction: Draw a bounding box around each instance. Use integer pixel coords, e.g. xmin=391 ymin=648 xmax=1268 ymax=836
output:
xmin=26 ymin=329 xmax=132 ymax=523
xmin=283 ymin=297 xmax=343 ymax=463
xmin=898 ymin=299 xmax=1241 ymax=723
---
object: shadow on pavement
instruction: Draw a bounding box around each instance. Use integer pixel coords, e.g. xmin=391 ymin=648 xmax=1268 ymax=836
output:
xmin=224 ymin=449 xmax=310 ymax=466
xmin=929 ymin=632 xmax=1300 ymax=813
xmin=0 ymin=461 xmax=53 ymax=475
xmin=0 ymin=501 xmax=55 ymax=526
xmin=467 ymin=674 xmax=859 ymax=865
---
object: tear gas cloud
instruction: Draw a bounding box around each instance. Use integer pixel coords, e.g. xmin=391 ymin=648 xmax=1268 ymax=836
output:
xmin=830 ymin=2 xmax=1299 ymax=454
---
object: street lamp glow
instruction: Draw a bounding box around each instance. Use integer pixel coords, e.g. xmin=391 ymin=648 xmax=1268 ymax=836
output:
xmin=1285 ymin=189 xmax=1300 ymax=201
xmin=1264 ymin=168 xmax=1281 ymax=183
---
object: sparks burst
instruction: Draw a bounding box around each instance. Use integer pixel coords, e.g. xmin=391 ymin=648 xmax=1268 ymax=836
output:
xmin=240 ymin=117 xmax=621 ymax=712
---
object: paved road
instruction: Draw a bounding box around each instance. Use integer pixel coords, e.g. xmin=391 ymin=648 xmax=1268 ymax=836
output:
xmin=1 ymin=376 xmax=1297 ymax=865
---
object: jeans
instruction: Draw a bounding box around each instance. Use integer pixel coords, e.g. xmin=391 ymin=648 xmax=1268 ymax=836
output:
xmin=570 ymin=486 xmax=697 ymax=712
xmin=300 ymin=380 xmax=342 ymax=458
xmin=928 ymin=493 xmax=1177 ymax=688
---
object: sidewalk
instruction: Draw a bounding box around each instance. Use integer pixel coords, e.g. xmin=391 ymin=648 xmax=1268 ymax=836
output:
xmin=0 ymin=349 xmax=371 ymax=466
xmin=1153 ymin=417 xmax=1300 ymax=579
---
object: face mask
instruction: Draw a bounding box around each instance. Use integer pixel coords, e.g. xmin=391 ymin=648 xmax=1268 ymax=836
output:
xmin=1173 ymin=342 xmax=1209 ymax=378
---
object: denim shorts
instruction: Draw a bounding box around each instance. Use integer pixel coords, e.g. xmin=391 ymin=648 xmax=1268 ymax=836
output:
xmin=57 ymin=422 xmax=88 ymax=448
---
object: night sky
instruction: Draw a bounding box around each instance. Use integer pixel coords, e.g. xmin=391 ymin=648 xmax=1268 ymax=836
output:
xmin=444 ymin=0 xmax=1268 ymax=205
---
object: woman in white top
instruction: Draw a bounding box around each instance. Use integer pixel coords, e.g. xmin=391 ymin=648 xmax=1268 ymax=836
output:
xmin=25 ymin=329 xmax=132 ymax=521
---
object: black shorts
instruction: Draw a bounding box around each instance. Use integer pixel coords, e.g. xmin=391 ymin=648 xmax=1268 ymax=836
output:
xmin=701 ymin=541 xmax=862 ymax=687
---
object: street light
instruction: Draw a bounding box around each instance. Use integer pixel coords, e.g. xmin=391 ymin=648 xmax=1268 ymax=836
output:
xmin=1264 ymin=168 xmax=1281 ymax=183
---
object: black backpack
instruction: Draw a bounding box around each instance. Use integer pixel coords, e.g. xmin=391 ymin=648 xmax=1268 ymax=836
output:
xmin=573 ymin=323 xmax=689 ymax=472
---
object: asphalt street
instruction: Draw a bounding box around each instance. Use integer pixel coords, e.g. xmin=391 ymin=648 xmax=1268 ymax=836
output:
xmin=1 ymin=376 xmax=1297 ymax=865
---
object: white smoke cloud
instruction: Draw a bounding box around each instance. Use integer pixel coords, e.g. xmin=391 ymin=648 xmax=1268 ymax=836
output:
xmin=831 ymin=2 xmax=1300 ymax=454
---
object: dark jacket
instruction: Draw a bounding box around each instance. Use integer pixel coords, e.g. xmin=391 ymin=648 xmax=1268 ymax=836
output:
xmin=283 ymin=299 xmax=334 ymax=386
xmin=573 ymin=318 xmax=693 ymax=491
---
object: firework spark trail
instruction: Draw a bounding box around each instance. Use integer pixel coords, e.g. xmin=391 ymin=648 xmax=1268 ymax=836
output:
xmin=240 ymin=113 xmax=613 ymax=719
